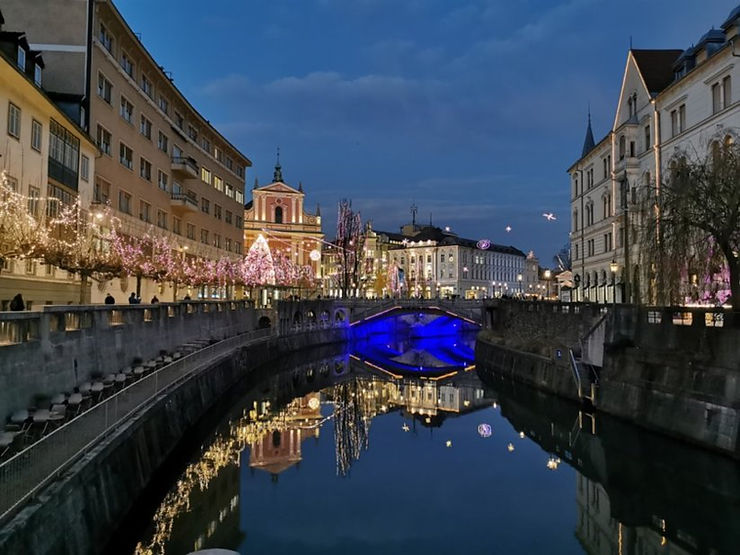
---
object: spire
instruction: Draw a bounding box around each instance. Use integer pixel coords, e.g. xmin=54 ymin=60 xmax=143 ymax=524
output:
xmin=582 ymin=109 xmax=595 ymax=157
xmin=273 ymin=146 xmax=283 ymax=183
xmin=298 ymin=181 xmax=303 ymax=192
xmin=316 ymin=203 xmax=321 ymax=217
xmin=253 ymin=177 xmax=259 ymax=189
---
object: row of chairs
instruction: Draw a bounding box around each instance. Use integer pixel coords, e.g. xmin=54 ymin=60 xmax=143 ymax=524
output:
xmin=0 ymin=343 xmax=209 ymax=462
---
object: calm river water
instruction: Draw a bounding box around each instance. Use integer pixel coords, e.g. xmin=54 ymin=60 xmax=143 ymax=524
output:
xmin=112 ymin=334 xmax=740 ymax=555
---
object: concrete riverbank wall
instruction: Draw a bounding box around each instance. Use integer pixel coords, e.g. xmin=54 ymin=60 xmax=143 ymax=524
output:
xmin=0 ymin=327 xmax=347 ymax=555
xmin=0 ymin=301 xmax=259 ymax=420
xmin=476 ymin=301 xmax=740 ymax=458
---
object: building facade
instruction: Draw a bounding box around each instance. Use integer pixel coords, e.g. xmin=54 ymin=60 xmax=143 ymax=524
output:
xmin=569 ymin=5 xmax=740 ymax=305
xmin=0 ymin=15 xmax=98 ymax=309
xmin=243 ymin=160 xmax=324 ymax=298
xmin=2 ymin=0 xmax=251 ymax=303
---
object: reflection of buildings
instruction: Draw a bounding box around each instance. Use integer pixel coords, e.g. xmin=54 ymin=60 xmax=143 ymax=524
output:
xmin=248 ymin=392 xmax=322 ymax=480
xmin=575 ymin=475 xmax=692 ymax=555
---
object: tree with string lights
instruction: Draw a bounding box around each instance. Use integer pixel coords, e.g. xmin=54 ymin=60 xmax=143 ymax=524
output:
xmin=335 ymin=200 xmax=364 ymax=298
xmin=0 ymin=170 xmax=48 ymax=273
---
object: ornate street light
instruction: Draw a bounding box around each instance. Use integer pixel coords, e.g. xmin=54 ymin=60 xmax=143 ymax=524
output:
xmin=544 ymin=269 xmax=552 ymax=299
xmin=610 ymin=259 xmax=618 ymax=306
xmin=517 ymin=273 xmax=523 ymax=296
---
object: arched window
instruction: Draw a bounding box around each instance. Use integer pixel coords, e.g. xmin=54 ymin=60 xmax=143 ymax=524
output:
xmin=619 ymin=135 xmax=626 ymax=160
xmin=573 ymin=209 xmax=579 ymax=231
xmin=275 ymin=206 xmax=283 ymax=223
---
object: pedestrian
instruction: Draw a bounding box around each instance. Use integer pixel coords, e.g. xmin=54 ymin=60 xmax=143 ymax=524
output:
xmin=128 ymin=292 xmax=137 ymax=304
xmin=135 ymin=295 xmax=142 ymax=304
xmin=104 ymin=293 xmax=115 ymax=305
xmin=183 ymin=294 xmax=191 ymax=301
xmin=9 ymin=293 xmax=25 ymax=311
xmin=150 ymin=295 xmax=159 ymax=304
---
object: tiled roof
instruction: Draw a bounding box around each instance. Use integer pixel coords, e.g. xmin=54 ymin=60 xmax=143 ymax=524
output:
xmin=631 ymin=49 xmax=683 ymax=95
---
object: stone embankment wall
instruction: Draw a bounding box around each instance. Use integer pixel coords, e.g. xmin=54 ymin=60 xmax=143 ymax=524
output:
xmin=0 ymin=327 xmax=347 ymax=555
xmin=0 ymin=301 xmax=260 ymax=419
xmin=476 ymin=301 xmax=740 ymax=458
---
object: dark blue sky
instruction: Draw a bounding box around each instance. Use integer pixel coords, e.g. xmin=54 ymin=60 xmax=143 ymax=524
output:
xmin=120 ymin=0 xmax=737 ymax=264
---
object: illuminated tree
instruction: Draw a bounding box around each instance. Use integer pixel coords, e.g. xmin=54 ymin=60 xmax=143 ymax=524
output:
xmin=335 ymin=200 xmax=364 ymax=298
xmin=641 ymin=142 xmax=739 ymax=309
xmin=0 ymin=170 xmax=48 ymax=271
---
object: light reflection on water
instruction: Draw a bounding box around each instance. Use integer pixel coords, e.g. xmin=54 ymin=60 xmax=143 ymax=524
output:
xmin=123 ymin=341 xmax=740 ymax=555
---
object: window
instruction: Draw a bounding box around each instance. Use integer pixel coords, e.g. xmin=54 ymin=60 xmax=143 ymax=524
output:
xmin=275 ymin=206 xmax=283 ymax=223
xmin=158 ymin=131 xmax=168 ymax=152
xmin=201 ymin=136 xmax=210 ymax=151
xmin=215 ymin=146 xmax=223 ymax=162
xmin=225 ymin=238 xmax=232 ymax=252
xmin=175 ymin=111 xmax=184 ymax=129
xmin=604 ymin=232 xmax=613 ymax=252
xmin=158 ymin=95 xmax=169 ymax=114
xmin=618 ymin=135 xmax=625 ymax=160
xmin=31 ymin=119 xmax=42 ymax=151
xmin=7 ymin=103 xmax=20 ymax=138
xmin=81 ymin=155 xmax=89 ymax=181
xmin=573 ymin=210 xmax=578 ymax=232
xmin=644 ymin=125 xmax=650 ymax=152
xmin=157 ymin=210 xmax=167 ymax=230
xmin=201 ymin=198 xmax=210 ymax=214
xmin=574 ymin=244 xmax=579 ymax=260
xmin=140 ymin=115 xmax=152 ymax=139
xmin=17 ymin=45 xmax=26 ymax=70
xmin=120 ymin=96 xmax=133 ymax=124
xmin=235 ymin=242 xmax=242 ymax=254
xmin=629 ymin=141 xmax=635 ymax=157
xmin=679 ymin=104 xmax=686 ymax=132
xmin=200 ymin=229 xmax=209 ymax=244
xmin=96 ymin=125 xmax=111 ymax=155
xmin=213 ymin=176 xmax=223 ymax=192
xmin=119 ymin=142 xmax=133 ymax=170
xmin=48 ymin=119 xmax=80 ymax=189
xmin=226 ymin=157 xmax=233 ymax=170
xmin=670 ymin=109 xmax=678 ymax=137
xmin=188 ymin=125 xmax=198 ymax=141
xmin=34 ymin=64 xmax=42 ymax=86
xmin=225 ymin=183 xmax=234 ymax=198
xmin=173 ymin=217 xmax=181 ymax=235
xmin=186 ymin=223 xmax=195 ymax=240
xmin=236 ymin=166 xmax=244 ymax=178
xmin=157 ymin=170 xmax=168 ymax=191
xmin=139 ymin=157 xmax=152 ymax=181
xmin=99 ymin=24 xmax=114 ymax=53
xmin=712 ymin=82 xmax=721 ymax=114
xmin=97 ymin=73 xmax=112 ymax=103
xmin=235 ymin=189 xmax=244 ymax=204
xmin=94 ymin=178 xmax=110 ymax=204
xmin=214 ymin=204 xmax=222 ymax=220
xmin=225 ymin=210 xmax=233 ymax=224
xmin=28 ymin=186 xmax=40 ymax=217
xmin=213 ymin=233 xmax=221 ymax=249
xmin=235 ymin=215 xmax=243 ymax=229
xmin=119 ymin=190 xmax=132 ymax=214
xmin=141 ymin=74 xmax=153 ymax=97
xmin=201 ymin=167 xmax=211 ymax=184
xmin=139 ymin=200 xmax=151 ymax=223
xmin=723 ymin=76 xmax=732 ymax=109
xmin=172 ymin=144 xmax=183 ymax=158
xmin=120 ymin=52 xmax=134 ymax=77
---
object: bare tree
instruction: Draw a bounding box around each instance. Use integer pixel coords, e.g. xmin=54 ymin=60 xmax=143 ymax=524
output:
xmin=641 ymin=142 xmax=739 ymax=309
xmin=335 ymin=200 xmax=364 ymax=298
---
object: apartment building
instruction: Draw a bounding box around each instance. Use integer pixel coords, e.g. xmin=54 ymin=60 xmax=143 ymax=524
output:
xmin=0 ymin=13 xmax=98 ymax=308
xmin=569 ymin=5 xmax=740 ymax=305
xmin=2 ymin=0 xmax=251 ymax=302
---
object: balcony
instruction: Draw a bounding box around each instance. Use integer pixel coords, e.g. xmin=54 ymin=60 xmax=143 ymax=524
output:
xmin=170 ymin=191 xmax=198 ymax=214
xmin=171 ymin=156 xmax=198 ymax=179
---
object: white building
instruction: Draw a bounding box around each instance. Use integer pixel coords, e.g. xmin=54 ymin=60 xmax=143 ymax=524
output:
xmin=568 ymin=5 xmax=740 ymax=304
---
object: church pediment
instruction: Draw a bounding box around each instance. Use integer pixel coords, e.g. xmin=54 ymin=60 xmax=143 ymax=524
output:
xmin=259 ymin=181 xmax=302 ymax=194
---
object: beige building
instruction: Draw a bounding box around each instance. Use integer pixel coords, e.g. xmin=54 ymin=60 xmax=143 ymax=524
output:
xmin=0 ymin=16 xmax=98 ymax=309
xmin=2 ymin=0 xmax=251 ymax=303
xmin=569 ymin=5 xmax=740 ymax=305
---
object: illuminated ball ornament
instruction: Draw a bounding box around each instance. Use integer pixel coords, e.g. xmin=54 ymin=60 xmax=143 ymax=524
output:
xmin=309 ymin=249 xmax=321 ymax=262
xmin=476 ymin=239 xmax=491 ymax=250
xmin=308 ymin=397 xmax=320 ymax=410
xmin=477 ymin=423 xmax=492 ymax=438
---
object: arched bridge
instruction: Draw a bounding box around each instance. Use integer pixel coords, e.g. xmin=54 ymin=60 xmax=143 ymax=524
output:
xmin=276 ymin=298 xmax=492 ymax=335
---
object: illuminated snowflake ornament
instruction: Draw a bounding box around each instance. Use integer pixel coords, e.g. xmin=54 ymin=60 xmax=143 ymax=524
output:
xmin=477 ymin=423 xmax=492 ymax=438
xmin=476 ymin=239 xmax=491 ymax=250
xmin=309 ymin=249 xmax=321 ymax=261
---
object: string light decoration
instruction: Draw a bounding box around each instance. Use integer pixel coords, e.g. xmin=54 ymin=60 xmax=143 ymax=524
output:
xmin=335 ymin=200 xmax=364 ymax=298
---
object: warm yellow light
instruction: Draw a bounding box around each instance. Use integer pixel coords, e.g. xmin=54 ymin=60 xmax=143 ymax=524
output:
xmin=507 ymin=443 xmax=515 ymax=452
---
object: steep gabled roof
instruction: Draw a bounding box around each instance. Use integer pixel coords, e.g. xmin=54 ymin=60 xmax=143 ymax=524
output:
xmin=631 ymin=49 xmax=683 ymax=95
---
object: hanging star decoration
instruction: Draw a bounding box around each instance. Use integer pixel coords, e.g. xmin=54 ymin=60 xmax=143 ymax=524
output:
xmin=402 ymin=423 xmax=410 ymax=432
xmin=507 ymin=443 xmax=515 ymax=452
xmin=505 ymin=225 xmax=512 ymax=233
xmin=542 ymin=212 xmax=557 ymax=221
xmin=446 ymin=440 xmax=453 ymax=448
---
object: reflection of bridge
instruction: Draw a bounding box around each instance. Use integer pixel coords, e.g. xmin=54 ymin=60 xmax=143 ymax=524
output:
xmin=276 ymin=298 xmax=491 ymax=335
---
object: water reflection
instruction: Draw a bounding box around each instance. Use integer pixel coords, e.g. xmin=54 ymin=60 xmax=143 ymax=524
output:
xmin=124 ymin=345 xmax=740 ymax=555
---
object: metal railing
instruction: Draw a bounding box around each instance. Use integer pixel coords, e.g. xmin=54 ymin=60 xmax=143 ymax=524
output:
xmin=0 ymin=327 xmax=273 ymax=524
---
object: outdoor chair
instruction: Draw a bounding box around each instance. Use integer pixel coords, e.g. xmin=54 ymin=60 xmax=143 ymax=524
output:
xmin=91 ymin=382 xmax=104 ymax=403
xmin=0 ymin=431 xmax=19 ymax=460
xmin=67 ymin=393 xmax=83 ymax=417
xmin=31 ymin=409 xmax=51 ymax=438
xmin=114 ymin=373 xmax=127 ymax=389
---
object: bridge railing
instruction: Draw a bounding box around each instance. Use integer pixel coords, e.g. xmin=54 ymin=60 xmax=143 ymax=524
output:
xmin=0 ymin=327 xmax=273 ymax=525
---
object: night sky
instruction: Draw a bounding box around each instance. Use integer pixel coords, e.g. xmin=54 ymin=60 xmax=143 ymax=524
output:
xmin=118 ymin=0 xmax=738 ymax=263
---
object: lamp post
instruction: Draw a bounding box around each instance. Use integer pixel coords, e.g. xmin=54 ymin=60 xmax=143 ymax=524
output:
xmin=610 ymin=260 xmax=618 ymax=306
xmin=517 ymin=273 xmax=522 ymax=297
xmin=544 ymin=269 xmax=552 ymax=300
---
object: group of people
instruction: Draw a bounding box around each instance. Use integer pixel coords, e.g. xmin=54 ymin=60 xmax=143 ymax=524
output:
xmin=103 ymin=293 xmax=160 ymax=305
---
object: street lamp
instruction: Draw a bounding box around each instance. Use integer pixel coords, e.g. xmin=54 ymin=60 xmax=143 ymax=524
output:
xmin=544 ymin=269 xmax=552 ymax=300
xmin=517 ymin=274 xmax=522 ymax=297
xmin=610 ymin=260 xmax=618 ymax=306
